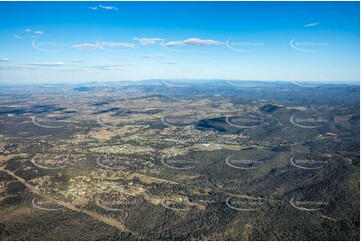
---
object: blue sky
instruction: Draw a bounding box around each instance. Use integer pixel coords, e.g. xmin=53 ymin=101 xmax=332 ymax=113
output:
xmin=0 ymin=1 xmax=359 ymax=85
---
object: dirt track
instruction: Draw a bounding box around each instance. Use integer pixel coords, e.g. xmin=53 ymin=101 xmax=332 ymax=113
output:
xmin=0 ymin=167 xmax=143 ymax=239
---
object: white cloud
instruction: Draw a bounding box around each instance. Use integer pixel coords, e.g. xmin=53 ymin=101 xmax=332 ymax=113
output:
xmin=88 ymin=6 xmax=98 ymax=10
xmin=14 ymin=34 xmax=24 ymax=39
xmin=34 ymin=31 xmax=44 ymax=35
xmin=305 ymin=22 xmax=320 ymax=27
xmin=27 ymin=62 xmax=65 ymax=67
xmin=98 ymin=5 xmax=118 ymax=11
xmin=99 ymin=41 xmax=135 ymax=48
xmin=133 ymin=37 xmax=163 ymax=45
xmin=74 ymin=42 xmax=134 ymax=51
xmin=163 ymin=41 xmax=182 ymax=47
xmin=0 ymin=58 xmax=10 ymax=62
xmin=25 ymin=29 xmax=31 ymax=32
xmin=164 ymin=38 xmax=224 ymax=47
xmin=73 ymin=43 xmax=103 ymax=51
xmin=142 ymin=55 xmax=166 ymax=59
